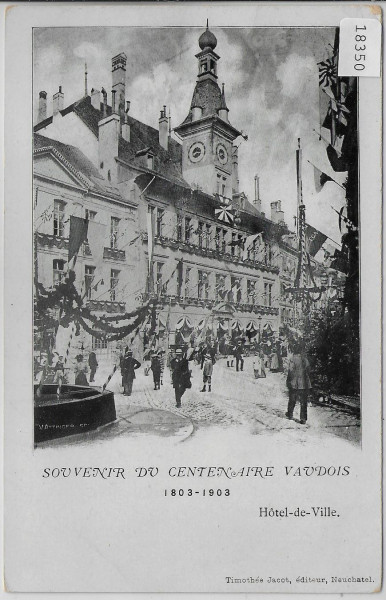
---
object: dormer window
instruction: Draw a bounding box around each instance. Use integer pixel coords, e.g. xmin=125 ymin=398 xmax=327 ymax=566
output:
xmin=147 ymin=154 xmax=154 ymax=169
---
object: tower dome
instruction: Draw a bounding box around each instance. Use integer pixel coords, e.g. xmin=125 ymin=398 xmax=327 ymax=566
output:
xmin=198 ymin=24 xmax=217 ymax=51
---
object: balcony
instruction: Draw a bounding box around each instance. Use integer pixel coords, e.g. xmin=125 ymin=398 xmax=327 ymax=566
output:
xmin=36 ymin=232 xmax=69 ymax=250
xmin=147 ymin=293 xmax=279 ymax=315
xmin=103 ymin=247 xmax=126 ymax=262
xmin=86 ymin=300 xmax=126 ymax=313
xmin=141 ymin=234 xmax=279 ymax=274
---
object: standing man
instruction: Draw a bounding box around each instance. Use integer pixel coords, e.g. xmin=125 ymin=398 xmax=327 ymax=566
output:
xmin=201 ymin=353 xmax=213 ymax=392
xmin=88 ymin=351 xmax=98 ymax=383
xmin=234 ymin=342 xmax=244 ymax=372
xmin=120 ymin=348 xmax=141 ymax=396
xmin=150 ymin=351 xmax=162 ymax=390
xmin=286 ymin=342 xmax=312 ymax=424
xmin=170 ymin=348 xmax=191 ymax=408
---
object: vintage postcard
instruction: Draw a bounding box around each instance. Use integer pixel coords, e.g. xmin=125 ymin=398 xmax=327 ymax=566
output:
xmin=3 ymin=2 xmax=382 ymax=593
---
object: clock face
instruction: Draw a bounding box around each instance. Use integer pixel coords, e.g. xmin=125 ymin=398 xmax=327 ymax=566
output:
xmin=188 ymin=142 xmax=205 ymax=163
xmin=217 ymin=143 xmax=228 ymax=165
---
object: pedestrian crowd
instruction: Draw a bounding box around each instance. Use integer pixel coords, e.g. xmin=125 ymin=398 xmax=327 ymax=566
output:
xmin=35 ymin=333 xmax=312 ymax=425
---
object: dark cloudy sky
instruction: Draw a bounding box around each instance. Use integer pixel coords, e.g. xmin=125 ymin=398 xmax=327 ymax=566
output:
xmin=33 ymin=26 xmax=346 ymax=247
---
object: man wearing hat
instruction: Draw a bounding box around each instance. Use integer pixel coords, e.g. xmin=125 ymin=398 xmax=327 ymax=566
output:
xmin=170 ymin=348 xmax=191 ymax=408
xmin=201 ymin=352 xmax=213 ymax=393
xmin=150 ymin=350 xmax=162 ymax=390
xmin=120 ymin=347 xmax=141 ymax=396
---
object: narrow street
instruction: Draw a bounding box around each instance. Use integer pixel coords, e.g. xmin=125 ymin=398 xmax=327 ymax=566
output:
xmin=49 ymin=355 xmax=360 ymax=447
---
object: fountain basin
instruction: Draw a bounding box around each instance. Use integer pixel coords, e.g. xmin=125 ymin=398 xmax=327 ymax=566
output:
xmin=34 ymin=384 xmax=116 ymax=443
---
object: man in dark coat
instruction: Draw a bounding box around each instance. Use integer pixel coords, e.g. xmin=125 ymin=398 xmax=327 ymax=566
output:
xmin=88 ymin=351 xmax=98 ymax=382
xmin=170 ymin=348 xmax=191 ymax=408
xmin=234 ymin=342 xmax=244 ymax=372
xmin=150 ymin=351 xmax=162 ymax=390
xmin=286 ymin=343 xmax=312 ymax=424
xmin=120 ymin=348 xmax=141 ymax=396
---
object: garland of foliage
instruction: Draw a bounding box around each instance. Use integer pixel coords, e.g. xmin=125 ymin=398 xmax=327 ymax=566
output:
xmin=35 ymin=277 xmax=157 ymax=341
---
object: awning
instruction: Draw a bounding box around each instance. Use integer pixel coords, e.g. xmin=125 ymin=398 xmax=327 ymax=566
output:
xmin=231 ymin=319 xmax=243 ymax=331
xmin=176 ymin=316 xmax=193 ymax=331
xmin=218 ymin=320 xmax=229 ymax=331
xmin=197 ymin=319 xmax=205 ymax=331
xmin=246 ymin=321 xmax=258 ymax=332
xmin=263 ymin=323 xmax=273 ymax=332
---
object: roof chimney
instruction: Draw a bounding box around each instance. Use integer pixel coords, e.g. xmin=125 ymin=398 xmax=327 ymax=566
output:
xmin=112 ymin=52 xmax=127 ymax=117
xmin=53 ymin=86 xmax=64 ymax=116
xmin=159 ymin=107 xmax=168 ymax=151
xmin=271 ymin=200 xmax=285 ymax=224
xmin=91 ymin=88 xmax=101 ymax=110
xmin=101 ymin=88 xmax=107 ymax=118
xmin=254 ymin=175 xmax=261 ymax=211
xmin=38 ymin=91 xmax=47 ymax=122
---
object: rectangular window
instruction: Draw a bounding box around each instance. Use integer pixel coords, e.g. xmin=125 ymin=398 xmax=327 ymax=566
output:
xmin=231 ymin=277 xmax=242 ymax=303
xmin=155 ymin=262 xmax=165 ymax=296
xmin=110 ymin=217 xmax=120 ymax=249
xmin=53 ymin=200 xmax=65 ymax=237
xmin=184 ymin=267 xmax=191 ymax=298
xmin=85 ymin=209 xmax=97 ymax=221
xmin=53 ymin=259 xmax=65 ymax=286
xmin=247 ymin=279 xmax=256 ymax=303
xmin=231 ymin=233 xmax=236 ymax=256
xmin=237 ymin=234 xmax=244 ymax=258
xmin=216 ymin=273 xmax=226 ymax=301
xmin=156 ymin=208 xmax=164 ymax=238
xmin=216 ymin=174 xmax=221 ymax=195
xmin=92 ymin=336 xmax=108 ymax=350
xmin=177 ymin=214 xmax=183 ymax=241
xmin=264 ymin=282 xmax=273 ymax=306
xmin=185 ymin=217 xmax=192 ymax=243
xmin=110 ymin=269 xmax=120 ymax=301
xmin=84 ymin=265 xmax=96 ymax=300
xmin=197 ymin=221 xmax=204 ymax=249
xmin=205 ymin=224 xmax=211 ymax=249
xmin=147 ymin=154 xmax=154 ymax=170
xmin=264 ymin=242 xmax=272 ymax=265
xmin=198 ymin=270 xmax=209 ymax=299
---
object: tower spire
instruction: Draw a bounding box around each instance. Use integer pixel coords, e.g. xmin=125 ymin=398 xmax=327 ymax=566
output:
xmin=84 ymin=62 xmax=88 ymax=96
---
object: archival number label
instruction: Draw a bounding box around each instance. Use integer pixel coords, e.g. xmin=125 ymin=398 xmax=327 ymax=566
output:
xmin=338 ymin=18 xmax=381 ymax=77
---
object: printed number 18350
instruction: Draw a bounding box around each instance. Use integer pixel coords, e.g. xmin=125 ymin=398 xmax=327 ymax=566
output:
xmin=354 ymin=25 xmax=366 ymax=71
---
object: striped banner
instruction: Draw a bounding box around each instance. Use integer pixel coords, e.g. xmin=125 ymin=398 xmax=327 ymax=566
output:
xmin=102 ymin=364 xmax=118 ymax=392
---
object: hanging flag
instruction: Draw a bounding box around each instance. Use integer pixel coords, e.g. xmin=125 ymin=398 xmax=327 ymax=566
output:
xmin=318 ymin=57 xmax=338 ymax=97
xmin=68 ymin=216 xmax=88 ymax=264
xmin=146 ymin=208 xmax=153 ymax=271
xmin=305 ymin=223 xmax=328 ymax=257
xmin=86 ymin=220 xmax=106 ymax=272
xmin=312 ymin=164 xmax=334 ymax=193
xmin=215 ymin=202 xmax=234 ymax=224
xmin=242 ymin=232 xmax=263 ymax=260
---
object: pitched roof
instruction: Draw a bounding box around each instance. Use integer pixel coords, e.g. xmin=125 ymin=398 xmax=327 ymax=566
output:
xmin=34 ymin=132 xmax=124 ymax=200
xmin=35 ymin=95 xmax=186 ymax=187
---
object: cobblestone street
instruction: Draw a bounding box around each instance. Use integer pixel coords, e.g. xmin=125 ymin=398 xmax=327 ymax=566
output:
xmin=55 ymin=355 xmax=360 ymax=447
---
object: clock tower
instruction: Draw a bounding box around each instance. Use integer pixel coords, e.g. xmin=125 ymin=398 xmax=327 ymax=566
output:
xmin=174 ymin=23 xmax=244 ymax=199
